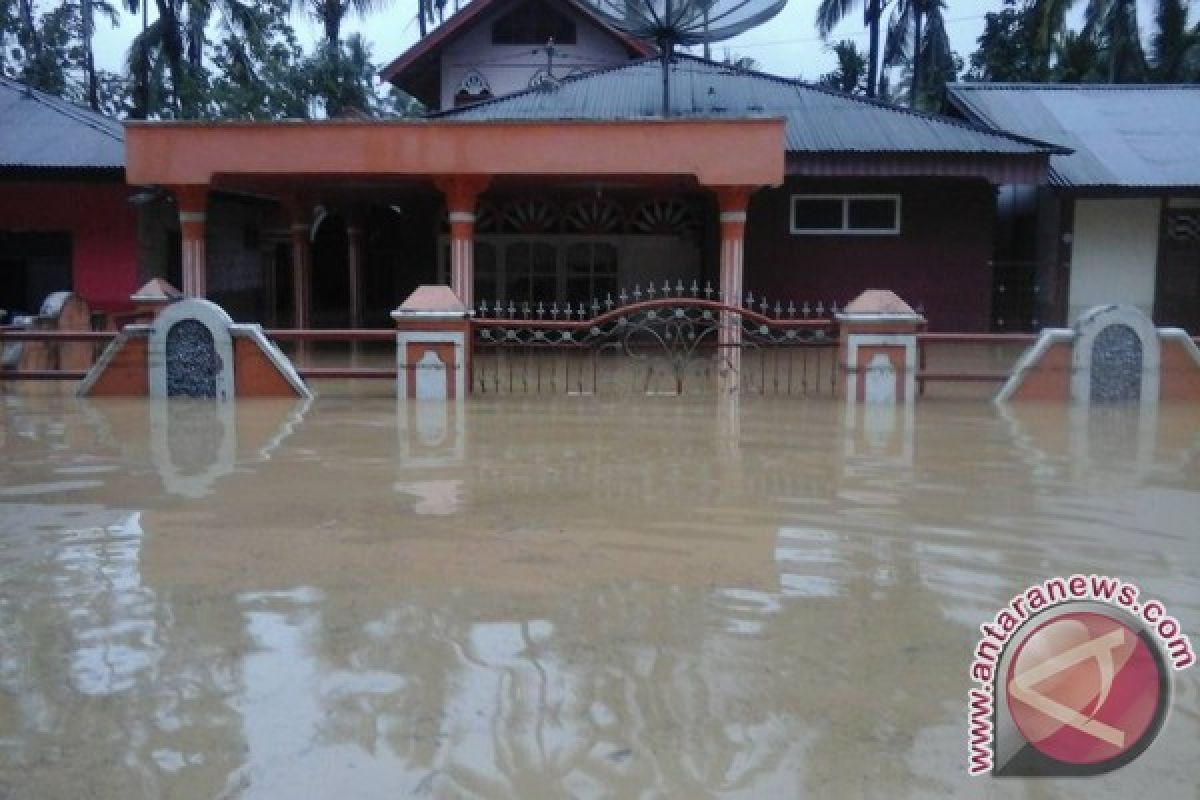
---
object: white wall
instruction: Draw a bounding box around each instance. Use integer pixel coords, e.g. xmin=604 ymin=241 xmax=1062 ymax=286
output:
xmin=439 ymin=5 xmax=630 ymax=110
xmin=1068 ymin=197 xmax=1161 ymax=322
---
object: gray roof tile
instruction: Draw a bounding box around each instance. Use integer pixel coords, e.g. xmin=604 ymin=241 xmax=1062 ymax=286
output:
xmin=435 ymin=55 xmax=1058 ymax=156
xmin=0 ymin=77 xmax=124 ymax=170
xmin=946 ymin=83 xmax=1200 ymax=189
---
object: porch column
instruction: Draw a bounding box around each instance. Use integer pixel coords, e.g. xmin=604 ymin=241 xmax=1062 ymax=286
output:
xmin=715 ymin=186 xmax=753 ymax=393
xmin=285 ymin=199 xmax=311 ymax=329
xmin=346 ymin=214 xmax=364 ymax=328
xmin=435 ymin=176 xmax=489 ymax=309
xmin=175 ymin=186 xmax=208 ymax=298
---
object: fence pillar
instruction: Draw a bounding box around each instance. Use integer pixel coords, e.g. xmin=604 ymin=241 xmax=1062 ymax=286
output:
xmin=435 ymin=176 xmax=489 ymax=310
xmin=714 ymin=186 xmax=753 ymax=393
xmin=835 ymin=289 xmax=925 ymax=406
xmin=392 ymin=285 xmax=472 ymax=402
xmin=174 ymin=186 xmax=208 ymax=298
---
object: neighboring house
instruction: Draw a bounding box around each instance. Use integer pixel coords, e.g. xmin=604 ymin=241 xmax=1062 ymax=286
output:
xmin=948 ymin=84 xmax=1200 ymax=333
xmin=380 ymin=0 xmax=651 ymax=111
xmin=434 ymin=56 xmax=1061 ymax=331
xmin=0 ymin=77 xmax=138 ymax=316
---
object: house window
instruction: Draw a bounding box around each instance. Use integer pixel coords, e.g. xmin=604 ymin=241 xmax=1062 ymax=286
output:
xmin=790 ymin=194 xmax=901 ymax=235
xmin=491 ymin=0 xmax=577 ymax=45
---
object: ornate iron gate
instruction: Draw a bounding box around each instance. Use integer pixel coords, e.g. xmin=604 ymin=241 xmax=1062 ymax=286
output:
xmin=470 ymin=282 xmax=839 ymax=395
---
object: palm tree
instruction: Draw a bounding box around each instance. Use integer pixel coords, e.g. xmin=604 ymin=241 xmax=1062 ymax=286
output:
xmin=298 ymin=0 xmax=386 ymax=45
xmin=1082 ymin=0 xmax=1146 ymax=81
xmin=80 ymin=0 xmax=120 ymax=110
xmin=819 ymin=39 xmax=868 ymax=93
xmin=126 ymin=0 xmax=267 ymax=118
xmin=1148 ymin=0 xmax=1200 ymax=81
xmin=815 ymin=0 xmax=886 ymax=97
xmin=1026 ymin=0 xmax=1073 ymax=75
xmin=1053 ymin=27 xmax=1104 ymax=80
xmin=883 ymin=0 xmax=953 ymax=109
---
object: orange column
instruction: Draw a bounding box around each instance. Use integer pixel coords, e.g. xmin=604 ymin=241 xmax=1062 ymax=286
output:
xmin=175 ymin=186 xmax=208 ymax=298
xmin=285 ymin=199 xmax=311 ymax=329
xmin=435 ymin=176 xmax=488 ymax=310
xmin=715 ymin=186 xmax=753 ymax=393
xmin=346 ymin=216 xmax=364 ymax=328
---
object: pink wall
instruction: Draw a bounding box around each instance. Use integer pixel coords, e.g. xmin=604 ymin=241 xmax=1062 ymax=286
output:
xmin=745 ymin=178 xmax=997 ymax=332
xmin=0 ymin=180 xmax=139 ymax=312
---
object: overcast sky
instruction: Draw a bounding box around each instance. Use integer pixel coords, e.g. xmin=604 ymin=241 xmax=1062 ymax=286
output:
xmin=91 ymin=0 xmax=1174 ymax=88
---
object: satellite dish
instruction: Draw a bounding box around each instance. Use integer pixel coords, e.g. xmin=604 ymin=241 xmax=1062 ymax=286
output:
xmin=585 ymin=0 xmax=787 ymax=116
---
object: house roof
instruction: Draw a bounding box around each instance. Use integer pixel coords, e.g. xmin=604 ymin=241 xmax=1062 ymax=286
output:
xmin=946 ymin=83 xmax=1200 ymax=190
xmin=379 ymin=0 xmax=652 ymax=92
xmin=434 ymin=56 xmax=1063 ymax=159
xmin=0 ymin=77 xmax=124 ymax=171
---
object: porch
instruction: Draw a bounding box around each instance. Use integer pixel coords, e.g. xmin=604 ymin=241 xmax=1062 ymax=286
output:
xmin=125 ymin=118 xmax=784 ymax=333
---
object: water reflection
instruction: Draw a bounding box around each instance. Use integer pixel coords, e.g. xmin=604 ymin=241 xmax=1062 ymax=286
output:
xmin=0 ymin=392 xmax=1198 ymax=797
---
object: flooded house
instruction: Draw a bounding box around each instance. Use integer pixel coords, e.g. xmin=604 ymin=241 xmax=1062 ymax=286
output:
xmin=123 ymin=0 xmax=1065 ymax=334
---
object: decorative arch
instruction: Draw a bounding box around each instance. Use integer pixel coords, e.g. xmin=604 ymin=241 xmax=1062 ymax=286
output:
xmin=454 ymin=69 xmax=493 ymax=107
xmin=563 ymin=197 xmax=625 ymax=234
xmin=632 ymin=198 xmax=700 ymax=238
xmin=500 ymin=198 xmax=559 ymax=234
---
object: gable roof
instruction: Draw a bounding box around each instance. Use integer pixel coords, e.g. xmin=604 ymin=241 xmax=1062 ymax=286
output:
xmin=0 ymin=77 xmax=124 ymax=171
xmin=946 ymin=83 xmax=1200 ymax=190
xmin=435 ymin=56 xmax=1062 ymax=158
xmin=379 ymin=0 xmax=652 ymax=93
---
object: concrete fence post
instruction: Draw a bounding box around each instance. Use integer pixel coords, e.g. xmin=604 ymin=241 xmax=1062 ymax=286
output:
xmin=835 ymin=289 xmax=925 ymax=407
xmin=392 ymin=285 xmax=472 ymax=402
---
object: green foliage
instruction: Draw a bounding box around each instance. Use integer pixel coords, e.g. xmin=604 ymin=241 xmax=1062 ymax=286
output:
xmin=882 ymin=0 xmax=959 ymax=110
xmin=814 ymin=0 xmax=884 ymax=96
xmin=208 ymin=0 xmax=309 ymax=118
xmin=1149 ymin=0 xmax=1200 ymax=81
xmin=818 ymin=40 xmax=868 ymax=94
xmin=968 ymin=0 xmax=1198 ymax=86
xmin=967 ymin=0 xmax=1048 ymax=81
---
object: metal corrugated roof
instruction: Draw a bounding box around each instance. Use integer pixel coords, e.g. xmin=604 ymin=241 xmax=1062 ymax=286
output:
xmin=946 ymin=83 xmax=1200 ymax=189
xmin=435 ymin=56 xmax=1058 ymax=156
xmin=0 ymin=77 xmax=124 ymax=169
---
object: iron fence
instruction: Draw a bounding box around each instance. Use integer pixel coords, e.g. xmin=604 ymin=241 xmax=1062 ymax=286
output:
xmin=471 ymin=282 xmax=840 ymax=396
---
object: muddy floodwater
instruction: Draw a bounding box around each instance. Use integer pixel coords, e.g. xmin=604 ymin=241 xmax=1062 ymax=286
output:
xmin=1 ymin=391 xmax=1199 ymax=799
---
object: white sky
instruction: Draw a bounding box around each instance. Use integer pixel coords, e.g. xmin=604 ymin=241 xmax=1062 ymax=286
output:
xmin=91 ymin=0 xmax=1174 ymax=88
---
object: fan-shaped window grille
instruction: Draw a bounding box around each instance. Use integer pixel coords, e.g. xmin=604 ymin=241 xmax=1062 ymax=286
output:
xmin=500 ymin=199 xmax=560 ymax=234
xmin=492 ymin=0 xmax=577 ymax=45
xmin=632 ymin=198 xmax=699 ymax=237
xmin=563 ymin=198 xmax=624 ymax=234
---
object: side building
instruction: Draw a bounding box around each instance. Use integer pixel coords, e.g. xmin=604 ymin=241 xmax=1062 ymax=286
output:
xmin=948 ymin=83 xmax=1200 ymax=333
xmin=0 ymin=77 xmax=137 ymax=318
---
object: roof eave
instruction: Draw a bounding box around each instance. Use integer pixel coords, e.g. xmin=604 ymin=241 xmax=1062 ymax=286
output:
xmin=786 ymin=151 xmax=1051 ymax=185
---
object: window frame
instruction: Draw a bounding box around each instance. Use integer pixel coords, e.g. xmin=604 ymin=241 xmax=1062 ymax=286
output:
xmin=789 ymin=194 xmax=902 ymax=236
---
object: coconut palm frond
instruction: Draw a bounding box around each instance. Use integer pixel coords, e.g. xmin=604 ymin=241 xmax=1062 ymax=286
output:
xmin=815 ymin=0 xmax=861 ymax=38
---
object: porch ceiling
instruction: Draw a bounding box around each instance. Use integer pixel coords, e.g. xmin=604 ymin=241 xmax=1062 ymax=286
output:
xmin=124 ymin=118 xmax=785 ymax=190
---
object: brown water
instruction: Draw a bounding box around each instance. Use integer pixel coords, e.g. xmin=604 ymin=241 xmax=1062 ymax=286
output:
xmin=1 ymin=391 xmax=1199 ymax=799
